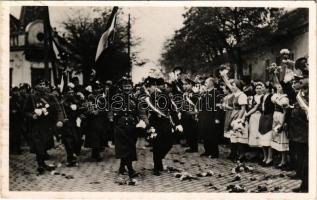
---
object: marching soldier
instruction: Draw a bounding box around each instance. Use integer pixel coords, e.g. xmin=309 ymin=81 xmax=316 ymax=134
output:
xmin=83 ymin=81 xmax=108 ymax=161
xmin=144 ymin=78 xmax=182 ymax=176
xmin=182 ymin=79 xmax=199 ymax=153
xmin=19 ymin=83 xmax=32 ymax=146
xmin=23 ymin=80 xmax=64 ymax=174
xmin=9 ymin=87 xmax=23 ymax=154
xmin=59 ymin=84 xmax=83 ymax=166
xmin=111 ymin=77 xmax=147 ymax=178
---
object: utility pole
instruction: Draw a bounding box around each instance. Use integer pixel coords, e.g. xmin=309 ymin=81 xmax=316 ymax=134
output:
xmin=43 ymin=6 xmax=50 ymax=82
xmin=127 ymin=14 xmax=131 ymax=72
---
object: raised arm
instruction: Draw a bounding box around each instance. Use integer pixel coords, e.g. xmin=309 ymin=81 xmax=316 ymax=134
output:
xmin=220 ymin=74 xmax=234 ymax=92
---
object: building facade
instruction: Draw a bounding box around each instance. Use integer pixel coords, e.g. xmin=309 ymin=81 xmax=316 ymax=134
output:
xmin=241 ymin=8 xmax=308 ymax=81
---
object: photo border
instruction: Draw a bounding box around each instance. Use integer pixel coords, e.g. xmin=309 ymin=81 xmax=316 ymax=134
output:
xmin=1 ymin=1 xmax=316 ymax=199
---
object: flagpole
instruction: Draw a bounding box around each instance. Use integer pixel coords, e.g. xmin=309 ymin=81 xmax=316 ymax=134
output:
xmin=43 ymin=6 xmax=50 ymax=82
xmin=128 ymin=14 xmax=131 ymax=72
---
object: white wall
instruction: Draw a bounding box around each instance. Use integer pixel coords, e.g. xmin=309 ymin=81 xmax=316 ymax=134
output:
xmin=242 ymin=31 xmax=308 ymax=81
xmin=10 ymin=50 xmax=54 ymax=86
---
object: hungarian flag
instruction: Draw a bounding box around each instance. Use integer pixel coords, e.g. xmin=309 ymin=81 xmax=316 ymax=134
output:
xmin=95 ymin=6 xmax=118 ymax=62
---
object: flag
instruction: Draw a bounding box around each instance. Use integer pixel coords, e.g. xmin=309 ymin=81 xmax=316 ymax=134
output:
xmin=59 ymin=74 xmax=64 ymax=93
xmin=95 ymin=6 xmax=118 ymax=62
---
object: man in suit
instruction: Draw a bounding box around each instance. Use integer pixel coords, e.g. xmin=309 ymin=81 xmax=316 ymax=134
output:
xmin=198 ymin=77 xmax=222 ymax=158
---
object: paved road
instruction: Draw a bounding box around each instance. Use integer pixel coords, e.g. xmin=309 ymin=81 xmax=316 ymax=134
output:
xmin=9 ymin=139 xmax=301 ymax=192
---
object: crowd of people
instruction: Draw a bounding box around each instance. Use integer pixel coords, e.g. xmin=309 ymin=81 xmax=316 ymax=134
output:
xmin=9 ymin=49 xmax=309 ymax=192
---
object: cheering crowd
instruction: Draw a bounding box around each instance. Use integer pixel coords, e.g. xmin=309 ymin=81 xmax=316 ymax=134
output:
xmin=9 ymin=49 xmax=309 ymax=192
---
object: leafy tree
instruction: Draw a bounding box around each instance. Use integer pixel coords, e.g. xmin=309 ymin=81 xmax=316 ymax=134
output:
xmin=61 ymin=7 xmax=140 ymax=83
xmin=160 ymin=7 xmax=284 ymax=77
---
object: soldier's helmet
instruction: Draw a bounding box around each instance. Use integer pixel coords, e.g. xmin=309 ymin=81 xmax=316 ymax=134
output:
xmin=19 ymin=83 xmax=31 ymax=92
xmin=118 ymin=76 xmax=133 ymax=93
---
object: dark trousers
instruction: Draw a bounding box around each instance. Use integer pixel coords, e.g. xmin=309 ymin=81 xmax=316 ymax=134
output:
xmin=203 ymin=138 xmax=219 ymax=157
xmin=60 ymin=123 xmax=81 ymax=162
xmin=120 ymin=158 xmax=135 ymax=177
xmin=183 ymin=114 xmax=198 ymax=151
xmin=289 ymin=141 xmax=308 ymax=192
xmin=9 ymin=128 xmax=22 ymax=154
xmin=153 ymin=153 xmax=164 ymax=171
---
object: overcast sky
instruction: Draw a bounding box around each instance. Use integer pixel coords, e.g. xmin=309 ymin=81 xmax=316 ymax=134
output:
xmin=10 ymin=7 xmax=185 ymax=64
xmin=10 ymin=6 xmax=185 ymax=82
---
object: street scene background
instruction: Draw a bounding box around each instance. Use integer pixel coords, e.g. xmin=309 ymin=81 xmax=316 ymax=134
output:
xmin=9 ymin=6 xmax=309 ymax=193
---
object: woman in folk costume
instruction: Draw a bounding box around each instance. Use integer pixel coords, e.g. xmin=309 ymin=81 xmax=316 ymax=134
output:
xmin=221 ymin=85 xmax=234 ymax=141
xmin=245 ymin=82 xmax=264 ymax=148
xmin=257 ymin=82 xmax=275 ymax=166
xmin=220 ymin=67 xmax=248 ymax=162
xmin=270 ymin=80 xmax=290 ymax=169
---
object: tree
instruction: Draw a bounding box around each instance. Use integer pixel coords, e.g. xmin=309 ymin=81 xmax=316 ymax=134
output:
xmin=61 ymin=7 xmax=140 ymax=83
xmin=160 ymin=7 xmax=284 ymax=77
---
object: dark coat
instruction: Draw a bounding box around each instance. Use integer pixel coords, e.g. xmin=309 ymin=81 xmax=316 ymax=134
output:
xmin=10 ymin=94 xmax=23 ymax=152
xmin=149 ymin=91 xmax=178 ymax=160
xmin=60 ymin=94 xmax=83 ymax=154
xmin=288 ymin=102 xmax=308 ymax=144
xmin=113 ymin=94 xmax=142 ymax=160
xmin=83 ymin=94 xmax=108 ymax=148
xmin=197 ymin=88 xmax=222 ymax=143
xmin=23 ymin=92 xmax=63 ymax=155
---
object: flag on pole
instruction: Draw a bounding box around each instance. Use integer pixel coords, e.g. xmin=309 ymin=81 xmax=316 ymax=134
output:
xmin=95 ymin=6 xmax=118 ymax=62
xmin=58 ymin=74 xmax=64 ymax=93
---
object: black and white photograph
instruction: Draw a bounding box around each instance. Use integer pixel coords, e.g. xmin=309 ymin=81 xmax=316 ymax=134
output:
xmin=1 ymin=1 xmax=316 ymax=198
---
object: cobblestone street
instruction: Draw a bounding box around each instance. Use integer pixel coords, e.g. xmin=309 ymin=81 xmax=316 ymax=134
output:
xmin=9 ymin=139 xmax=301 ymax=192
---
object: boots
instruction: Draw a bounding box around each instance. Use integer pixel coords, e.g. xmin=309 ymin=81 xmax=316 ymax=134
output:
xmin=126 ymin=160 xmax=138 ymax=178
xmin=118 ymin=159 xmax=127 ymax=175
xmin=91 ymin=148 xmax=102 ymax=162
xmin=66 ymin=154 xmax=78 ymax=167
xmin=153 ymin=157 xmax=163 ymax=176
xmin=36 ymin=154 xmax=55 ymax=174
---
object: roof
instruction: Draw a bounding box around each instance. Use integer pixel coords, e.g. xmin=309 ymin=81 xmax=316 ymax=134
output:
xmin=10 ymin=14 xmax=20 ymax=32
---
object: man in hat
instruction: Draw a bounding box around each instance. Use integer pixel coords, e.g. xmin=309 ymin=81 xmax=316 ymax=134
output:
xmin=58 ymin=84 xmax=83 ymax=167
xmin=23 ymin=79 xmax=64 ymax=174
xmin=83 ymin=81 xmax=108 ymax=161
xmin=144 ymin=77 xmax=182 ymax=176
xmin=110 ymin=76 xmax=147 ymax=178
xmin=182 ymin=78 xmax=199 ymax=152
xmin=286 ymin=59 xmax=309 ymax=192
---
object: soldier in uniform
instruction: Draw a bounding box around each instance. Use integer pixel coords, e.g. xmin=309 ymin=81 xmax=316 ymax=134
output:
xmin=83 ymin=81 xmax=108 ymax=161
xmin=23 ymin=80 xmax=64 ymax=174
xmin=19 ymin=83 xmax=32 ymax=146
xmin=9 ymin=87 xmax=23 ymax=154
xmin=111 ymin=77 xmax=147 ymax=178
xmin=286 ymin=58 xmax=309 ymax=192
xmin=144 ymin=78 xmax=182 ymax=176
xmin=59 ymin=84 xmax=83 ymax=166
xmin=182 ymin=79 xmax=199 ymax=153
